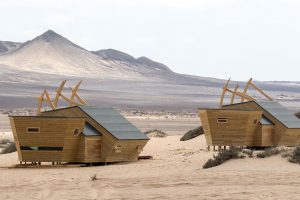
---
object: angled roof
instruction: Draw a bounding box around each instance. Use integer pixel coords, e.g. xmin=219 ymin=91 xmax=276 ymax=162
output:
xmin=78 ymin=106 xmax=149 ymax=140
xmin=224 ymin=101 xmax=300 ymax=128
xmin=255 ymin=101 xmax=300 ymax=128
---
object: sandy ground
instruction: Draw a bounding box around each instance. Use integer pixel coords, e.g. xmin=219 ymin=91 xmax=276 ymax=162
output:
xmin=127 ymin=117 xmax=199 ymax=135
xmin=0 ymin=135 xmax=300 ymax=200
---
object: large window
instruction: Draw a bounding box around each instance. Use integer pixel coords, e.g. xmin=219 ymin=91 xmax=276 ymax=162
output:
xmin=20 ymin=146 xmax=63 ymax=151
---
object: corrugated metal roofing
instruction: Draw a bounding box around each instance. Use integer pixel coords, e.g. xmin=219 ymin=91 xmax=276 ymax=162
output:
xmin=79 ymin=106 xmax=149 ymax=140
xmin=83 ymin=123 xmax=102 ymax=136
xmin=256 ymin=101 xmax=300 ymax=128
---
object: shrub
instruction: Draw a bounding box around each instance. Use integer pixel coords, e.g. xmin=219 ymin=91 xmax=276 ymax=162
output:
xmin=203 ymin=148 xmax=242 ymax=169
xmin=242 ymin=149 xmax=254 ymax=158
xmin=0 ymin=139 xmax=10 ymax=145
xmin=180 ymin=126 xmax=204 ymax=141
xmin=144 ymin=129 xmax=168 ymax=137
xmin=90 ymin=174 xmax=98 ymax=181
xmin=256 ymin=148 xmax=280 ymax=158
xmin=289 ymin=146 xmax=300 ymax=164
xmin=1 ymin=142 xmax=16 ymax=154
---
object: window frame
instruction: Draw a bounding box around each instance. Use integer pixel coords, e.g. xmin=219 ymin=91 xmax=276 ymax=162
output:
xmin=27 ymin=127 xmax=40 ymax=133
xmin=217 ymin=118 xmax=229 ymax=124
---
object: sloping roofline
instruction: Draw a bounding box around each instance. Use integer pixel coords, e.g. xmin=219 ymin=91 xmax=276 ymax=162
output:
xmin=223 ymin=101 xmax=300 ymax=129
xmin=42 ymin=106 xmax=149 ymax=140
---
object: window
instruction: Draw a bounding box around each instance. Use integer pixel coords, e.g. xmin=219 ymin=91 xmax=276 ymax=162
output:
xmin=20 ymin=146 xmax=63 ymax=151
xmin=114 ymin=145 xmax=123 ymax=153
xmin=73 ymin=128 xmax=80 ymax=136
xmin=217 ymin=118 xmax=228 ymax=124
xmin=27 ymin=127 xmax=40 ymax=133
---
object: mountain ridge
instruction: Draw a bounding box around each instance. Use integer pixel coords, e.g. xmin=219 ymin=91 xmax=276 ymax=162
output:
xmin=0 ymin=30 xmax=175 ymax=80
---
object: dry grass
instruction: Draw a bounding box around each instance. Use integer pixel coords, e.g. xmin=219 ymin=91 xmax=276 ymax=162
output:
xmin=180 ymin=126 xmax=204 ymax=141
xmin=289 ymin=146 xmax=300 ymax=164
xmin=1 ymin=141 xmax=16 ymax=154
xmin=203 ymin=148 xmax=243 ymax=169
xmin=256 ymin=148 xmax=281 ymax=158
xmin=144 ymin=129 xmax=168 ymax=138
xmin=90 ymin=174 xmax=98 ymax=181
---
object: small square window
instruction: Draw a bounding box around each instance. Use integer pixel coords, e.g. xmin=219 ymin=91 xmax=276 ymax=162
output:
xmin=114 ymin=146 xmax=123 ymax=153
xmin=27 ymin=127 xmax=40 ymax=133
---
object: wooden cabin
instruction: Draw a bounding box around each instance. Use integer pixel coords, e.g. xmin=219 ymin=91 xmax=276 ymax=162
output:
xmin=199 ymin=101 xmax=300 ymax=147
xmin=10 ymin=106 xmax=149 ymax=163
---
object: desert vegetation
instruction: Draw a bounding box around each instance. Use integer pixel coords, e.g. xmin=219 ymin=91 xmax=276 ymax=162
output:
xmin=204 ymin=146 xmax=300 ymax=169
xmin=90 ymin=174 xmax=98 ymax=181
xmin=144 ymin=129 xmax=168 ymax=137
xmin=180 ymin=126 xmax=204 ymax=141
xmin=0 ymin=140 xmax=16 ymax=154
xmin=256 ymin=148 xmax=281 ymax=158
xmin=289 ymin=146 xmax=300 ymax=164
xmin=203 ymin=148 xmax=244 ymax=169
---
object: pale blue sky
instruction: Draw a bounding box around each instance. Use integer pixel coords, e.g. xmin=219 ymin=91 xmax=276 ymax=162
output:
xmin=0 ymin=0 xmax=300 ymax=81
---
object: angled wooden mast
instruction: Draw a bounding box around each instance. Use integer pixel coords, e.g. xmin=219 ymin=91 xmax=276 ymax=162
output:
xmin=220 ymin=78 xmax=273 ymax=106
xmin=37 ymin=80 xmax=88 ymax=114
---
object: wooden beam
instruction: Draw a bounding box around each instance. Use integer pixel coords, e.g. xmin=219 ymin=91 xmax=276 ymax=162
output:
xmin=235 ymin=92 xmax=256 ymax=101
xmin=250 ymin=81 xmax=273 ymax=101
xmin=230 ymin=84 xmax=239 ymax=104
xmin=44 ymin=89 xmax=55 ymax=109
xmin=220 ymin=78 xmax=231 ymax=106
xmin=69 ymin=80 xmax=82 ymax=106
xmin=70 ymin=88 xmax=88 ymax=105
xmin=59 ymin=93 xmax=86 ymax=106
xmin=225 ymin=88 xmax=255 ymax=101
xmin=241 ymin=78 xmax=252 ymax=102
xmin=53 ymin=80 xmax=66 ymax=108
xmin=37 ymin=92 xmax=45 ymax=115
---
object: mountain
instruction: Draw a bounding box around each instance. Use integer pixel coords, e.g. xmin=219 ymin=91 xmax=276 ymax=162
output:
xmin=0 ymin=30 xmax=300 ymax=110
xmin=0 ymin=41 xmax=22 ymax=55
xmin=0 ymin=30 xmax=174 ymax=80
xmin=92 ymin=49 xmax=172 ymax=73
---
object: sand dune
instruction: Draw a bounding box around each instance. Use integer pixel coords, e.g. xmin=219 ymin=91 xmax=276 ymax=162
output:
xmin=0 ymin=135 xmax=299 ymax=200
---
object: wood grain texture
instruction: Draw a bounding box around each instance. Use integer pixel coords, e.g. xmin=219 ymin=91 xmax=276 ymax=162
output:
xmin=199 ymin=109 xmax=262 ymax=146
xmin=39 ymin=106 xmax=149 ymax=162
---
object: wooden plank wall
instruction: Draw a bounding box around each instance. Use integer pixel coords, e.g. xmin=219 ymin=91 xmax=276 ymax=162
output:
xmin=41 ymin=107 xmax=149 ymax=162
xmin=105 ymin=140 xmax=148 ymax=162
xmin=85 ymin=137 xmax=102 ymax=162
xmin=199 ymin=110 xmax=212 ymax=145
xmin=255 ymin=124 xmax=274 ymax=146
xmin=10 ymin=116 xmax=86 ymax=162
xmin=278 ymin=129 xmax=300 ymax=146
xmin=223 ymin=102 xmax=287 ymax=145
xmin=199 ymin=109 xmax=262 ymax=146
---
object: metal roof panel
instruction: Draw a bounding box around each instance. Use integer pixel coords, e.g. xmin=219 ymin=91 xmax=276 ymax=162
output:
xmin=79 ymin=106 xmax=149 ymax=140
